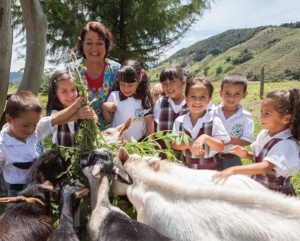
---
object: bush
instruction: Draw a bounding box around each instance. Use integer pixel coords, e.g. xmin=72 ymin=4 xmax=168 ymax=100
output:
xmin=216 ymin=67 xmax=223 ymax=75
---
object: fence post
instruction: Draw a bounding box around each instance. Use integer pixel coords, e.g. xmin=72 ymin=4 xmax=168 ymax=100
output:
xmin=260 ymin=67 xmax=265 ymax=99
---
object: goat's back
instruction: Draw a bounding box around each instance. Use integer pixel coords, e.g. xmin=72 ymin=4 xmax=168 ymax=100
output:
xmin=97 ymin=211 xmax=172 ymax=241
xmin=0 ymin=202 xmax=53 ymax=241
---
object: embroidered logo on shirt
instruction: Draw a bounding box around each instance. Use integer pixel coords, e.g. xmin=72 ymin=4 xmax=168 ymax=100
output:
xmin=230 ymin=124 xmax=243 ymax=138
xmin=36 ymin=141 xmax=45 ymax=154
xmin=135 ymin=108 xmax=143 ymax=122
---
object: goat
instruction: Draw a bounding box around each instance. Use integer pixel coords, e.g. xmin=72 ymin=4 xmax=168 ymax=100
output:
xmin=101 ymin=117 xmax=134 ymax=144
xmin=45 ymin=178 xmax=89 ymax=241
xmin=111 ymin=147 xmax=300 ymax=241
xmin=0 ymin=149 xmax=68 ymax=241
xmin=80 ymin=148 xmax=173 ymax=241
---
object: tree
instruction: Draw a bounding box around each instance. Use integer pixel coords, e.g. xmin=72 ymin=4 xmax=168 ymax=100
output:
xmin=17 ymin=0 xmax=48 ymax=94
xmin=12 ymin=0 xmax=212 ymax=64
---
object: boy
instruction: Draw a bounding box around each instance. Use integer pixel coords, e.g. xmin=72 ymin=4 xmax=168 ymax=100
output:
xmin=0 ymin=91 xmax=93 ymax=196
xmin=211 ymin=73 xmax=254 ymax=170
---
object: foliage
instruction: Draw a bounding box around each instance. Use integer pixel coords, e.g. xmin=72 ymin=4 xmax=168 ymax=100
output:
xmin=11 ymin=0 xmax=213 ymax=64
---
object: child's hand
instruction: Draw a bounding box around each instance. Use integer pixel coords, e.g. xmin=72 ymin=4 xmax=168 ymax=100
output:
xmin=212 ymin=167 xmax=236 ymax=179
xmin=230 ymin=145 xmax=248 ymax=158
xmin=103 ymin=102 xmax=117 ymax=113
xmin=75 ymin=96 xmax=88 ymax=108
xmin=76 ymin=106 xmax=96 ymax=120
xmin=189 ymin=135 xmax=206 ymax=156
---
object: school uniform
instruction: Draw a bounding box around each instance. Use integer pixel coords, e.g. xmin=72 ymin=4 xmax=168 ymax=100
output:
xmin=107 ymin=91 xmax=153 ymax=141
xmin=51 ymin=110 xmax=79 ymax=147
xmin=211 ymin=103 xmax=254 ymax=170
xmin=154 ymin=95 xmax=189 ymax=132
xmin=173 ymin=111 xmax=230 ymax=170
xmin=0 ymin=117 xmax=53 ymax=196
xmin=250 ymin=129 xmax=300 ymax=196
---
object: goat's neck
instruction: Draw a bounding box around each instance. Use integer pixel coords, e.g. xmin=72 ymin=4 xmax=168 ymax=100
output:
xmin=90 ymin=175 xmax=110 ymax=211
xmin=59 ymin=196 xmax=75 ymax=227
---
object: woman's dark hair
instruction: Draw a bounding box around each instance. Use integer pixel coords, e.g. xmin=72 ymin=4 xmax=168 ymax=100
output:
xmin=46 ymin=70 xmax=78 ymax=116
xmin=185 ymin=76 xmax=214 ymax=98
xmin=159 ymin=64 xmax=184 ymax=83
xmin=266 ymin=87 xmax=300 ymax=140
xmin=113 ymin=60 xmax=153 ymax=110
xmin=5 ymin=91 xmax=42 ymax=118
xmin=77 ymin=21 xmax=115 ymax=58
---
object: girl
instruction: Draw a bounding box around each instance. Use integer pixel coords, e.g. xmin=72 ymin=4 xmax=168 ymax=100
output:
xmin=154 ymin=65 xmax=189 ymax=132
xmin=172 ymin=76 xmax=230 ymax=170
xmin=46 ymin=70 xmax=97 ymax=238
xmin=103 ymin=60 xmax=154 ymax=141
xmin=213 ymin=88 xmax=300 ymax=196
xmin=46 ymin=70 xmax=97 ymax=147
xmin=150 ymin=83 xmax=163 ymax=106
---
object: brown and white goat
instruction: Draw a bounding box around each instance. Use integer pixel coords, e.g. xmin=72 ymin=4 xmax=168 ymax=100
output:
xmin=45 ymin=178 xmax=89 ymax=241
xmin=111 ymin=147 xmax=300 ymax=241
xmin=0 ymin=149 xmax=68 ymax=241
xmin=80 ymin=148 xmax=173 ymax=241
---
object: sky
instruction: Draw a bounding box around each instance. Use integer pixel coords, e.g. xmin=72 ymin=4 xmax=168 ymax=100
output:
xmin=10 ymin=0 xmax=300 ymax=72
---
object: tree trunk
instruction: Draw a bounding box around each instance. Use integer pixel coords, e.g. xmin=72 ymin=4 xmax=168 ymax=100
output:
xmin=18 ymin=0 xmax=48 ymax=95
xmin=0 ymin=0 xmax=12 ymax=118
xmin=0 ymin=0 xmax=12 ymax=196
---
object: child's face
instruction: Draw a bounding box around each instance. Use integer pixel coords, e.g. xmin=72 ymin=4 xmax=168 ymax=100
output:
xmin=56 ymin=79 xmax=78 ymax=108
xmin=151 ymin=92 xmax=162 ymax=104
xmin=119 ymin=81 xmax=139 ymax=97
xmin=161 ymin=78 xmax=184 ymax=102
xmin=185 ymin=83 xmax=211 ymax=117
xmin=5 ymin=111 xmax=42 ymax=141
xmin=260 ymin=98 xmax=290 ymax=135
xmin=219 ymin=83 xmax=247 ymax=108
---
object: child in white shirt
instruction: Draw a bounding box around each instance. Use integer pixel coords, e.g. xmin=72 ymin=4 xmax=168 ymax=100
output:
xmin=172 ymin=76 xmax=230 ymax=170
xmin=0 ymin=91 xmax=87 ymax=196
xmin=103 ymin=60 xmax=154 ymax=141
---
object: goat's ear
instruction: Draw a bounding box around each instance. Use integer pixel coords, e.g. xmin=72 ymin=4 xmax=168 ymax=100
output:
xmin=112 ymin=166 xmax=133 ymax=185
xmin=118 ymin=147 xmax=129 ymax=163
xmin=75 ymin=188 xmax=90 ymax=199
xmin=37 ymin=180 xmax=58 ymax=193
xmin=91 ymin=164 xmax=102 ymax=178
xmin=119 ymin=117 xmax=135 ymax=137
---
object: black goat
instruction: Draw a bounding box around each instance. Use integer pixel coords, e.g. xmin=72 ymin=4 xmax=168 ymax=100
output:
xmin=46 ymin=178 xmax=89 ymax=241
xmin=0 ymin=149 xmax=68 ymax=241
xmin=80 ymin=148 xmax=173 ymax=241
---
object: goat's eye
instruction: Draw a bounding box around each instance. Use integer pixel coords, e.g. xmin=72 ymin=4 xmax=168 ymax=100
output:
xmin=105 ymin=131 xmax=111 ymax=134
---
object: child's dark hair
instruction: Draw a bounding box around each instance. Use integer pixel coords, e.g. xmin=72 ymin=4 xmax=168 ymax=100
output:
xmin=46 ymin=70 xmax=77 ymax=116
xmin=160 ymin=65 xmax=184 ymax=83
xmin=185 ymin=76 xmax=214 ymax=98
xmin=221 ymin=73 xmax=248 ymax=92
xmin=114 ymin=60 xmax=153 ymax=109
xmin=5 ymin=91 xmax=42 ymax=118
xmin=266 ymin=87 xmax=300 ymax=140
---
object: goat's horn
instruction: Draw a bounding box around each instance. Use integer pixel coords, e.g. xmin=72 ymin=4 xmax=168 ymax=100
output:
xmin=0 ymin=196 xmax=27 ymax=203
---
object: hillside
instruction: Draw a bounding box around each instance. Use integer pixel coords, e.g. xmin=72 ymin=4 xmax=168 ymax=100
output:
xmin=148 ymin=23 xmax=300 ymax=83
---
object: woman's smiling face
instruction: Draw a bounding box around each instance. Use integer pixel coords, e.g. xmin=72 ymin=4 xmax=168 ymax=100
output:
xmin=82 ymin=30 xmax=106 ymax=63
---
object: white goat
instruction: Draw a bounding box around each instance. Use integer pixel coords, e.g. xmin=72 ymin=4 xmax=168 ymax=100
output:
xmin=80 ymin=148 xmax=173 ymax=241
xmin=111 ymin=147 xmax=300 ymax=241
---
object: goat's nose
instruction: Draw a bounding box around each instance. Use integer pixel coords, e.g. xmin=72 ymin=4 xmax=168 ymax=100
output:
xmin=80 ymin=158 xmax=88 ymax=168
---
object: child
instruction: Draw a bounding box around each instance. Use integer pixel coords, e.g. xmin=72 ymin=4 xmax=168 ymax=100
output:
xmin=211 ymin=73 xmax=254 ymax=170
xmin=0 ymin=91 xmax=88 ymax=197
xmin=46 ymin=70 xmax=97 ymax=147
xmin=213 ymin=88 xmax=300 ymax=196
xmin=172 ymin=76 xmax=230 ymax=170
xmin=154 ymin=65 xmax=189 ymax=132
xmin=150 ymin=83 xmax=163 ymax=105
xmin=103 ymin=60 xmax=154 ymax=141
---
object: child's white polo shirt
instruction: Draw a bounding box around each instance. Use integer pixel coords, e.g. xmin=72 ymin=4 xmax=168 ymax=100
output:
xmin=0 ymin=117 xmax=53 ymax=184
xmin=173 ymin=111 xmax=230 ymax=157
xmin=211 ymin=103 xmax=254 ymax=153
xmin=251 ymin=129 xmax=300 ymax=177
xmin=107 ymin=91 xmax=153 ymax=141
xmin=154 ymin=96 xmax=186 ymax=131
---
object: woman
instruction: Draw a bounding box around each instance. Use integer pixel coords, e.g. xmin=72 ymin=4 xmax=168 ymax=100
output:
xmin=68 ymin=21 xmax=120 ymax=130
